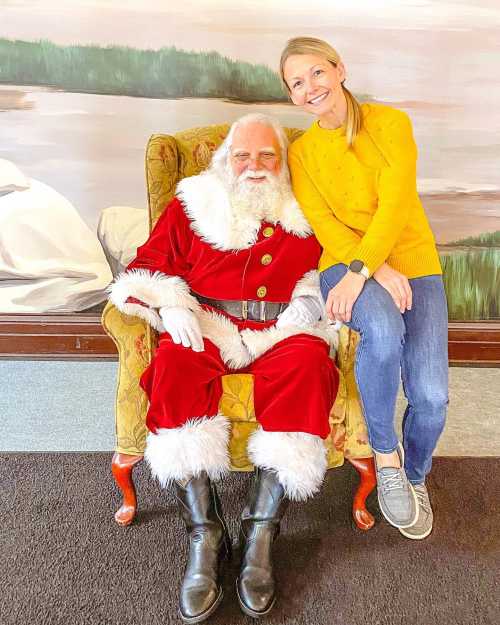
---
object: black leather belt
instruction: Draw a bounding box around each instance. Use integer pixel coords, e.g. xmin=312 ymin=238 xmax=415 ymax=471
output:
xmin=193 ymin=292 xmax=288 ymax=322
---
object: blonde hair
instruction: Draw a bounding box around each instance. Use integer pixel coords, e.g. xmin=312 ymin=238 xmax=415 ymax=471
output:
xmin=279 ymin=36 xmax=363 ymax=146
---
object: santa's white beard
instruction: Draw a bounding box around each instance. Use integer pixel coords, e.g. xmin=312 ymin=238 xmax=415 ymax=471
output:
xmin=225 ymin=167 xmax=287 ymax=222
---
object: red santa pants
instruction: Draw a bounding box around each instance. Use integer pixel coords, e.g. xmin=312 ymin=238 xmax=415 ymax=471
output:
xmin=140 ymin=333 xmax=338 ymax=439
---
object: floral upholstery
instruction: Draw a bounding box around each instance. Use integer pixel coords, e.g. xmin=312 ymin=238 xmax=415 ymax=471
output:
xmin=102 ymin=124 xmax=372 ymax=468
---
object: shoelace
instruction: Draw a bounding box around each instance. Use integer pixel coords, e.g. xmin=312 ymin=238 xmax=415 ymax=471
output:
xmin=380 ymin=471 xmax=406 ymax=493
xmin=415 ymin=488 xmax=431 ymax=513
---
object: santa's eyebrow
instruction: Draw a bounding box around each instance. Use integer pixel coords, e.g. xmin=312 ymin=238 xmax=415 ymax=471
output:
xmin=231 ymin=147 xmax=277 ymax=155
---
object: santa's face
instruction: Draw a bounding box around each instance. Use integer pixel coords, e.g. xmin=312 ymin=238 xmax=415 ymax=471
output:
xmin=229 ymin=123 xmax=282 ymax=185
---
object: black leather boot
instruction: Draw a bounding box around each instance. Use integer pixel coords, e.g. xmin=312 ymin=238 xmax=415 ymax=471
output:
xmin=236 ymin=468 xmax=289 ymax=617
xmin=174 ymin=473 xmax=231 ymax=623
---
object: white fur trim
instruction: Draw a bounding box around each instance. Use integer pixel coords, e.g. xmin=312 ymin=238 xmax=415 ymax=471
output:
xmin=108 ymin=268 xmax=200 ymax=330
xmin=240 ymin=324 xmax=333 ymax=361
xmin=324 ymin=322 xmax=340 ymax=353
xmin=177 ymin=172 xmax=311 ymax=251
xmin=116 ymin=301 xmax=164 ymax=332
xmin=197 ymin=306 xmax=336 ymax=367
xmin=279 ymin=193 xmax=312 ymax=238
xmin=247 ymin=428 xmax=328 ymax=501
xmin=291 ymin=270 xmax=322 ymax=301
xmin=144 ymin=414 xmax=231 ymax=486
xmin=178 ymin=173 xmax=261 ymax=251
xmin=197 ymin=309 xmax=252 ymax=368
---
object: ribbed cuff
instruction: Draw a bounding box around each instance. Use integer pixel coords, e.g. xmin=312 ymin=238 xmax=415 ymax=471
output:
xmin=386 ymin=247 xmax=442 ymax=279
xmin=349 ymin=244 xmax=442 ymax=279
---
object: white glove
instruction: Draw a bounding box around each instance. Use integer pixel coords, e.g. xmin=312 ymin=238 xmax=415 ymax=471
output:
xmin=159 ymin=306 xmax=204 ymax=352
xmin=329 ymin=320 xmax=343 ymax=331
xmin=276 ymin=295 xmax=324 ymax=329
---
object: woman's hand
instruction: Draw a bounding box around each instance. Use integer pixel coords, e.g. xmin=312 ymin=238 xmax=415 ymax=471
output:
xmin=325 ymin=271 xmax=366 ymax=323
xmin=373 ymin=263 xmax=412 ymax=313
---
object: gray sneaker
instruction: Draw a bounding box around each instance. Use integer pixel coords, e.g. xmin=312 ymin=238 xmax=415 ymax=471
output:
xmin=399 ymin=483 xmax=433 ymax=540
xmin=375 ymin=442 xmax=418 ymax=529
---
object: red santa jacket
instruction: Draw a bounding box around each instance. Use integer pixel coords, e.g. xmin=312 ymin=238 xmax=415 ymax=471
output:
xmin=109 ymin=171 xmax=336 ymax=367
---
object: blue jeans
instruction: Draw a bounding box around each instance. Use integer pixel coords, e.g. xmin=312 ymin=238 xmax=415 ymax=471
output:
xmin=320 ymin=264 xmax=449 ymax=484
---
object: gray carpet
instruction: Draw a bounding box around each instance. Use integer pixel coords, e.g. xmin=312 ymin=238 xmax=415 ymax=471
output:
xmin=1 ymin=454 xmax=499 ymax=625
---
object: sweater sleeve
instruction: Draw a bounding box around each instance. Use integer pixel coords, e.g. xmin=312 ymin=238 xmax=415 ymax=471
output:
xmin=288 ymin=148 xmax=362 ymax=265
xmin=350 ymin=110 xmax=417 ymax=273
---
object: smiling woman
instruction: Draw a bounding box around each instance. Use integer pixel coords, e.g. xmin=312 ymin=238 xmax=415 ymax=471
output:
xmin=280 ymin=36 xmax=449 ymax=540
xmin=280 ymin=37 xmax=362 ymax=147
xmin=284 ymin=55 xmax=347 ymax=122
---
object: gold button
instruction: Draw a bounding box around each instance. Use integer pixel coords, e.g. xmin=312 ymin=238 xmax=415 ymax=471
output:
xmin=261 ymin=254 xmax=272 ymax=266
xmin=263 ymin=226 xmax=274 ymax=238
xmin=257 ymin=286 xmax=267 ymax=298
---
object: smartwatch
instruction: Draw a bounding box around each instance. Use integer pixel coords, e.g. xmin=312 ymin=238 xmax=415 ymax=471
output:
xmin=348 ymin=259 xmax=370 ymax=279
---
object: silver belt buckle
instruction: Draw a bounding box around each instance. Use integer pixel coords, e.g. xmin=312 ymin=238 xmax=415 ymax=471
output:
xmin=241 ymin=300 xmax=248 ymax=320
xmin=259 ymin=301 xmax=266 ymax=322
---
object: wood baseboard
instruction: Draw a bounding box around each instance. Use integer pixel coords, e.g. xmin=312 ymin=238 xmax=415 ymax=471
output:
xmin=0 ymin=314 xmax=499 ymax=365
xmin=0 ymin=314 xmax=115 ymax=360
xmin=448 ymin=322 xmax=500 ymax=366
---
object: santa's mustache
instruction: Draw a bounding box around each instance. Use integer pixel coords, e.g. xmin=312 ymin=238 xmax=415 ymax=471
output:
xmin=238 ymin=170 xmax=273 ymax=182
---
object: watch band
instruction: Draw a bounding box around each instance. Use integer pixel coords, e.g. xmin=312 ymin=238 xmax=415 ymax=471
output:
xmin=359 ymin=265 xmax=370 ymax=279
xmin=348 ymin=259 xmax=370 ymax=279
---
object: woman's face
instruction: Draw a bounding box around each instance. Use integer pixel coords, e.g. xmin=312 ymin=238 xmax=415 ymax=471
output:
xmin=283 ymin=53 xmax=346 ymax=118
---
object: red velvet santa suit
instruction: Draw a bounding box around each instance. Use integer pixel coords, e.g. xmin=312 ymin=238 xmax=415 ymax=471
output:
xmin=110 ymin=170 xmax=339 ymax=500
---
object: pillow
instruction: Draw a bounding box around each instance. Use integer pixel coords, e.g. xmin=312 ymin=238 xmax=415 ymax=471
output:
xmin=0 ymin=159 xmax=31 ymax=192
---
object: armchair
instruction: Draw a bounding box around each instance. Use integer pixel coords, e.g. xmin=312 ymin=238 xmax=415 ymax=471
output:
xmin=102 ymin=124 xmax=376 ymax=531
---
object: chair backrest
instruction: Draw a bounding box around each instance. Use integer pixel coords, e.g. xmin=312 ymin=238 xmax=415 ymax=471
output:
xmin=145 ymin=124 xmax=304 ymax=230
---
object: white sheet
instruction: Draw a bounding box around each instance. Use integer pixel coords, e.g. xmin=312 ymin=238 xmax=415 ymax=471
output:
xmin=0 ymin=177 xmax=113 ymax=312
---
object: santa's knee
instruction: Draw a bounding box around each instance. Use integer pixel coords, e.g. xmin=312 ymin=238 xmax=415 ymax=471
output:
xmin=156 ymin=336 xmax=202 ymax=362
xmin=151 ymin=337 xmax=222 ymax=380
xmin=140 ymin=341 xmax=195 ymax=392
xmin=285 ymin=342 xmax=337 ymax=387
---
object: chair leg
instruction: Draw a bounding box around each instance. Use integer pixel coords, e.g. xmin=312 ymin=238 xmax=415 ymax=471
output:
xmin=111 ymin=452 xmax=143 ymax=526
xmin=347 ymin=456 xmax=377 ymax=531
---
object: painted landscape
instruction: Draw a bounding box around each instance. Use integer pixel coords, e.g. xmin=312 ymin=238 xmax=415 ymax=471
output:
xmin=1 ymin=0 xmax=499 ymax=319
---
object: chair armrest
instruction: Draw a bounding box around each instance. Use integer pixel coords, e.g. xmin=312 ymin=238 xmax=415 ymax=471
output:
xmin=102 ymin=301 xmax=154 ymax=455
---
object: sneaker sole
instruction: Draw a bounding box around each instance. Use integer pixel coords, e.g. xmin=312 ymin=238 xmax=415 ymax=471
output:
xmin=399 ymin=523 xmax=433 ymax=540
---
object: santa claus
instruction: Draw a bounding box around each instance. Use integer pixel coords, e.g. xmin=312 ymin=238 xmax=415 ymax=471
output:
xmin=109 ymin=113 xmax=339 ymax=622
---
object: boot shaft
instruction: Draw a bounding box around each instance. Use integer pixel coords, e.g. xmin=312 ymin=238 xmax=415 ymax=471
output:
xmin=237 ymin=468 xmax=287 ymax=618
xmin=175 ymin=473 xmax=226 ymax=537
xmin=241 ymin=468 xmax=288 ymax=531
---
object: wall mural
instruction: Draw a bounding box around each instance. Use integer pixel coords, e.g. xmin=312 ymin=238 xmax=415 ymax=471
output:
xmin=0 ymin=0 xmax=499 ymax=320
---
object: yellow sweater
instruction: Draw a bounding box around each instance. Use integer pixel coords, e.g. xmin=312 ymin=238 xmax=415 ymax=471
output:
xmin=288 ymin=102 xmax=442 ymax=278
